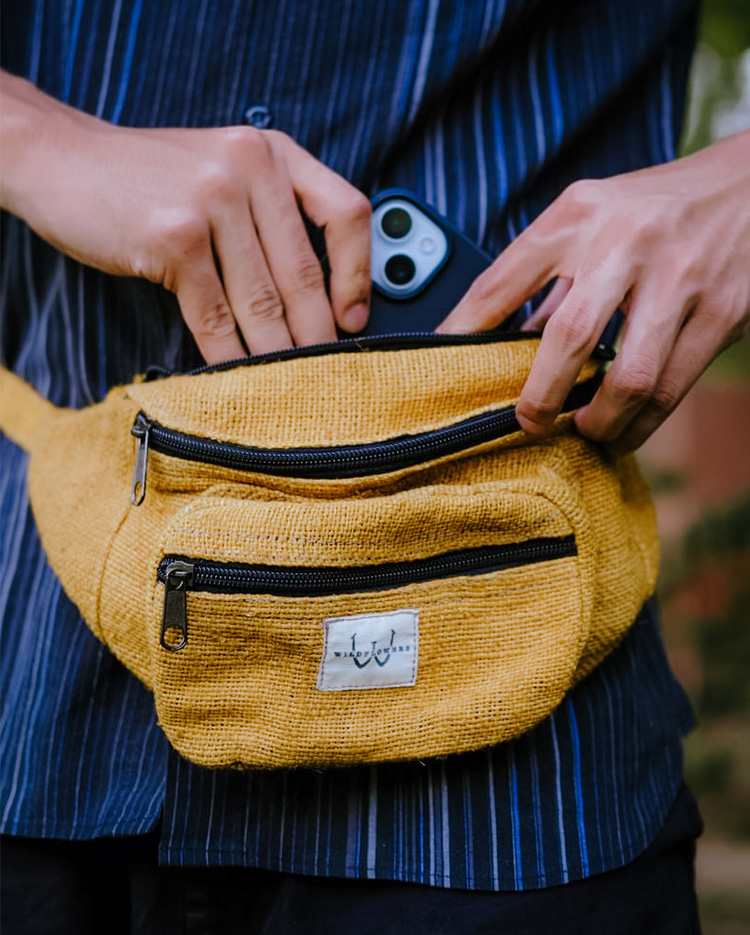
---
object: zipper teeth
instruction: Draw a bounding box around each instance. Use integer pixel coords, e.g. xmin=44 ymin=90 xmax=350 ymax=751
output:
xmin=144 ymin=334 xmax=614 ymax=381
xmin=159 ymin=536 xmax=576 ymax=596
xmin=148 ymin=406 xmax=518 ymax=478
xmin=143 ymin=364 xmax=602 ymax=479
xmin=138 ymin=372 xmax=603 ymax=482
xmin=175 ymin=331 xmax=545 ymax=378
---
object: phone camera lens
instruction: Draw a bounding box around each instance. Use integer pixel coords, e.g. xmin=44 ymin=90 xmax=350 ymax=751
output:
xmin=385 ymin=254 xmax=416 ymax=285
xmin=381 ymin=207 xmax=412 ymax=239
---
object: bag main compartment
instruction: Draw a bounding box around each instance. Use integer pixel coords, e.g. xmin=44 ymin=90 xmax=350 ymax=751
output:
xmin=8 ymin=335 xmax=658 ymax=768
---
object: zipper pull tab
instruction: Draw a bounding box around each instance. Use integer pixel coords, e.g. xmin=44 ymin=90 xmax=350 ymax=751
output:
xmin=161 ymin=560 xmax=194 ymax=651
xmin=131 ymin=413 xmax=152 ymax=506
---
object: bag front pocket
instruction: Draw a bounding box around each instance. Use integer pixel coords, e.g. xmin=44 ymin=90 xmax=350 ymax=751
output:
xmin=148 ymin=477 xmax=594 ymax=769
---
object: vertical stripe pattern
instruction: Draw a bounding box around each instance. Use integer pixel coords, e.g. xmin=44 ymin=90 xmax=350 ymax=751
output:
xmin=1 ymin=0 xmax=699 ymax=888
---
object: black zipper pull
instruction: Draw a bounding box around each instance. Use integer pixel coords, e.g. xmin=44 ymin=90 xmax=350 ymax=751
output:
xmin=131 ymin=413 xmax=152 ymax=505
xmin=161 ymin=560 xmax=194 ymax=651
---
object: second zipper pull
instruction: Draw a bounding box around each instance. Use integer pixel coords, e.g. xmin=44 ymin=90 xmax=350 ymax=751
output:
xmin=161 ymin=560 xmax=194 ymax=651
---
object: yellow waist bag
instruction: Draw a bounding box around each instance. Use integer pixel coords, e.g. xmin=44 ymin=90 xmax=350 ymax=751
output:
xmin=0 ymin=334 xmax=658 ymax=770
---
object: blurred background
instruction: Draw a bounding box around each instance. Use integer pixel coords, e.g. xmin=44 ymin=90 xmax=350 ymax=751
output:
xmin=638 ymin=1 xmax=750 ymax=931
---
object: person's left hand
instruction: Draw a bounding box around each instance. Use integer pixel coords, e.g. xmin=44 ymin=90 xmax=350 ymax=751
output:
xmin=437 ymin=130 xmax=750 ymax=453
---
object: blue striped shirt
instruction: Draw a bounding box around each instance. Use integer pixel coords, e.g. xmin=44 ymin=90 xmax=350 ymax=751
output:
xmin=1 ymin=0 xmax=697 ymax=889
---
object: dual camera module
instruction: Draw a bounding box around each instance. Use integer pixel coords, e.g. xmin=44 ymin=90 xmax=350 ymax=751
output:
xmin=381 ymin=207 xmax=416 ymax=285
xmin=372 ymin=197 xmax=448 ymax=299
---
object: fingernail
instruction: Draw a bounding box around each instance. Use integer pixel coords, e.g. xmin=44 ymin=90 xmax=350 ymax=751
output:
xmin=343 ymin=303 xmax=368 ymax=332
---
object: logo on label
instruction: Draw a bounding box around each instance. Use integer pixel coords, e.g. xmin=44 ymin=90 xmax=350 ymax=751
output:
xmin=343 ymin=629 xmax=396 ymax=668
xmin=317 ymin=609 xmax=419 ymax=691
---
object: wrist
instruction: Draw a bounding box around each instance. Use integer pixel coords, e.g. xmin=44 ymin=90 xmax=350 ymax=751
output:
xmin=0 ymin=71 xmax=100 ymax=220
xmin=680 ymin=128 xmax=750 ymax=193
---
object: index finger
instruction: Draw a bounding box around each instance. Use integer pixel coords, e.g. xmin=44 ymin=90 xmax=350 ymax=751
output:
xmin=515 ymin=261 xmax=630 ymax=435
xmin=280 ymin=136 xmax=372 ymax=333
xmin=437 ymin=205 xmax=567 ymax=334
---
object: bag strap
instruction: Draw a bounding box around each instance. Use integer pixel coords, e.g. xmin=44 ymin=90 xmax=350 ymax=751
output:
xmin=0 ymin=365 xmax=57 ymax=453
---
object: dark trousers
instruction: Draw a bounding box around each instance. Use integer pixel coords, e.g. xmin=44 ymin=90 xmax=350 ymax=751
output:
xmin=1 ymin=783 xmax=702 ymax=935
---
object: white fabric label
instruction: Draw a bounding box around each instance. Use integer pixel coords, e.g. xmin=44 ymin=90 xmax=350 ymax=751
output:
xmin=317 ymin=609 xmax=419 ymax=691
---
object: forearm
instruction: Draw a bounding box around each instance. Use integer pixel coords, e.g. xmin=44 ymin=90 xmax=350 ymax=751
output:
xmin=0 ymin=71 xmax=102 ymax=225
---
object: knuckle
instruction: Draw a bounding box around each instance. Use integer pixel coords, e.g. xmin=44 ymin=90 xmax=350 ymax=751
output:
xmin=332 ymin=190 xmax=372 ymax=225
xmin=517 ymin=392 xmax=560 ymax=426
xmin=649 ymin=377 xmax=682 ymax=414
xmin=560 ymin=178 xmax=600 ymax=209
xmin=263 ymin=128 xmax=292 ymax=151
xmin=547 ymin=311 xmax=593 ymax=356
xmin=346 ymin=254 xmax=372 ymax=291
xmin=155 ymin=210 xmax=207 ymax=256
xmin=247 ymin=283 xmax=284 ymax=321
xmin=631 ymin=212 xmax=661 ymax=244
xmin=609 ymin=363 xmax=657 ymax=404
xmin=194 ymin=302 xmax=236 ymax=340
xmin=287 ymin=253 xmax=325 ymax=296
xmin=195 ymin=163 xmax=238 ymax=206
xmin=220 ymin=125 xmax=273 ymax=163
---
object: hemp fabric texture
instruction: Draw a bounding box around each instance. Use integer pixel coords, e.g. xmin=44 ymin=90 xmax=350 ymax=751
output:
xmin=0 ymin=336 xmax=659 ymax=770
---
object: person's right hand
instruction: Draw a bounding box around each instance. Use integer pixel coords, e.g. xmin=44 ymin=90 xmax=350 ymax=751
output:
xmin=0 ymin=71 xmax=372 ymax=363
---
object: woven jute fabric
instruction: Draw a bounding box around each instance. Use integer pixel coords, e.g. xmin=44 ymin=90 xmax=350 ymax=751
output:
xmin=0 ymin=338 xmax=659 ymax=769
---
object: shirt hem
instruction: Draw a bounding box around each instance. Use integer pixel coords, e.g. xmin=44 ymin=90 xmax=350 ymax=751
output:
xmin=0 ymin=813 xmax=162 ymax=840
xmin=160 ymin=773 xmax=684 ymax=891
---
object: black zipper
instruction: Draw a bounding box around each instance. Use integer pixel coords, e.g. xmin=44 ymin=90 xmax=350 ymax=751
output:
xmin=132 ymin=404 xmax=518 ymax=502
xmin=143 ymin=332 xmax=615 ymax=381
xmin=158 ymin=535 xmax=576 ymax=650
xmin=130 ymin=371 xmax=604 ymax=503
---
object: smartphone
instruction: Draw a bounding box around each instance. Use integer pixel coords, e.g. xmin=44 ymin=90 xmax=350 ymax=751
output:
xmin=327 ymin=190 xmax=620 ymax=347
xmin=361 ymin=189 xmax=492 ymax=337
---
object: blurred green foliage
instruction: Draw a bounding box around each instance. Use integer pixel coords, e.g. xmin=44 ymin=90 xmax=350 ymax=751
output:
xmin=659 ymin=493 xmax=750 ymax=843
xmin=681 ymin=0 xmax=749 ymax=156
xmin=706 ymin=335 xmax=750 ymax=383
xmin=695 ymin=585 xmax=750 ymax=719
xmin=686 ymin=740 xmax=735 ymax=797
xmin=659 ymin=491 xmax=750 ymax=601
xmin=701 ymin=0 xmax=750 ymax=57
